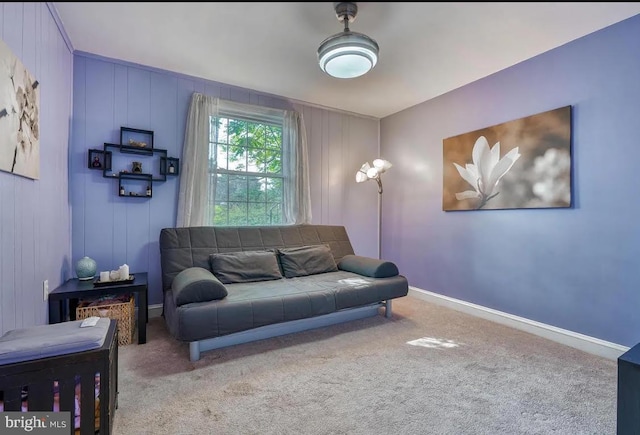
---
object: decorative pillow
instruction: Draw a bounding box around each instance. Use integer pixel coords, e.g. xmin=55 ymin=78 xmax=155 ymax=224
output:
xmin=172 ymin=267 xmax=228 ymax=306
xmin=337 ymin=254 xmax=399 ymax=278
xmin=209 ymin=250 xmax=283 ymax=284
xmin=277 ymin=244 xmax=338 ymax=278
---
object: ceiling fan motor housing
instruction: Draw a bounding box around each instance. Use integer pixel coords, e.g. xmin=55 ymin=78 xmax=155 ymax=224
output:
xmin=334 ymin=2 xmax=358 ymax=23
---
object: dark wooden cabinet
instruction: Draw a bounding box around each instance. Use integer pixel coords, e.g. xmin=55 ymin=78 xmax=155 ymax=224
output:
xmin=618 ymin=342 xmax=640 ymax=434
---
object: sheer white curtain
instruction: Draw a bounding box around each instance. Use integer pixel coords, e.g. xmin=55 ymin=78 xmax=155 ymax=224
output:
xmin=283 ymin=110 xmax=312 ymax=224
xmin=177 ymin=92 xmax=311 ymax=227
xmin=176 ymin=93 xmax=218 ymax=227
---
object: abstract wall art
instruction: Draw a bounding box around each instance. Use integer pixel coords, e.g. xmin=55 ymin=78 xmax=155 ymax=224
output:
xmin=442 ymin=105 xmax=572 ymax=211
xmin=0 ymin=38 xmax=40 ymax=180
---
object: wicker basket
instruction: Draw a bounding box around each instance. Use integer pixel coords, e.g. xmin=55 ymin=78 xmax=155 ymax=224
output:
xmin=76 ymin=295 xmax=134 ymax=346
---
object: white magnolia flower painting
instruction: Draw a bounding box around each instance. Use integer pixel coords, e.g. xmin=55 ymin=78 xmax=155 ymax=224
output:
xmin=0 ymin=39 xmax=40 ymax=180
xmin=443 ymin=106 xmax=571 ymax=211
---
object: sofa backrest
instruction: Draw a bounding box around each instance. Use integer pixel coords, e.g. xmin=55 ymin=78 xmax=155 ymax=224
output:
xmin=159 ymin=225 xmax=355 ymax=291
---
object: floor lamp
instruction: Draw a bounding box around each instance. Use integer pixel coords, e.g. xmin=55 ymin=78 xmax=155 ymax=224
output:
xmin=356 ymin=159 xmax=392 ymax=259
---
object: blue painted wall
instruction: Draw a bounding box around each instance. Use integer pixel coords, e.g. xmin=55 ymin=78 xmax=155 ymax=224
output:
xmin=381 ymin=14 xmax=640 ymax=347
xmin=0 ymin=3 xmax=73 ymax=335
xmin=70 ymin=53 xmax=380 ymax=307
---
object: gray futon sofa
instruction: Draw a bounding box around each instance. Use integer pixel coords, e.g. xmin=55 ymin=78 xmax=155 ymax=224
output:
xmin=159 ymin=224 xmax=409 ymax=361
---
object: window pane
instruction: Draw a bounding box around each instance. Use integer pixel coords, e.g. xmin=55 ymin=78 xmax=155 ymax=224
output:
xmin=248 ymin=176 xmax=266 ymax=202
xmin=267 ymin=203 xmax=283 ymax=224
xmin=213 ymin=118 xmax=228 ymax=144
xmin=228 ymin=175 xmax=247 ymax=201
xmin=266 ymin=177 xmax=283 ymax=203
xmin=228 ymin=119 xmax=247 ymax=146
xmin=248 ymin=123 xmax=265 ymax=148
xmin=248 ymin=202 xmax=268 ymax=226
xmin=215 ymin=144 xmax=228 ymax=170
xmin=265 ymin=151 xmax=282 ymax=174
xmin=247 ymin=148 xmax=262 ymax=173
xmin=228 ymin=146 xmax=247 ymax=172
xmin=265 ymin=125 xmax=282 ymax=149
xmin=228 ymin=202 xmax=248 ymax=226
xmin=213 ymin=202 xmax=228 ymax=226
xmin=215 ymin=173 xmax=228 ymax=201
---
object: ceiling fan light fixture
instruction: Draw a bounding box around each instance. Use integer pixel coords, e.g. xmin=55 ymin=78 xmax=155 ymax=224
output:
xmin=317 ymin=2 xmax=379 ymax=79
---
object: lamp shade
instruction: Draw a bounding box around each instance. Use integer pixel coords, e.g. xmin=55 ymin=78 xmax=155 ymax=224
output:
xmin=355 ymin=158 xmax=392 ymax=194
xmin=318 ymin=31 xmax=379 ymax=79
xmin=373 ymin=159 xmax=392 ymax=173
xmin=356 ymin=162 xmax=371 ymax=182
xmin=366 ymin=167 xmax=379 ymax=179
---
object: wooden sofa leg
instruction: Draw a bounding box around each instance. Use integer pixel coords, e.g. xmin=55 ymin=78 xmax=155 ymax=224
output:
xmin=385 ymin=300 xmax=392 ymax=318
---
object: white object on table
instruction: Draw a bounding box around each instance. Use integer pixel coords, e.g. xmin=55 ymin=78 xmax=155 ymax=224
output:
xmin=119 ymin=264 xmax=130 ymax=280
xmin=80 ymin=316 xmax=100 ymax=328
xmin=100 ymin=271 xmax=110 ymax=282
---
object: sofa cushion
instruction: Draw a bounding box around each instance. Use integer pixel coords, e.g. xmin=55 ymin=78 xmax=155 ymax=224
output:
xmin=209 ymin=250 xmax=283 ymax=284
xmin=172 ymin=267 xmax=228 ymax=306
xmin=277 ymin=244 xmax=338 ymax=278
xmin=337 ymin=255 xmax=399 ymax=278
xmin=0 ymin=318 xmax=111 ymax=365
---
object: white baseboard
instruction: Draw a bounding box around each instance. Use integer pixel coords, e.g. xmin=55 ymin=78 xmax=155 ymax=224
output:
xmin=148 ymin=303 xmax=163 ymax=318
xmin=409 ymin=287 xmax=629 ymax=361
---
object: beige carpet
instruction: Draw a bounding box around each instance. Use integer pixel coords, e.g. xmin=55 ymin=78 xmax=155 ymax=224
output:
xmin=113 ymin=296 xmax=618 ymax=435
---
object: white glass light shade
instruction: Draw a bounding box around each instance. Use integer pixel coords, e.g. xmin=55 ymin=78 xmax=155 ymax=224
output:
xmin=355 ymin=162 xmax=371 ymax=182
xmin=373 ymin=159 xmax=392 ymax=173
xmin=318 ymin=31 xmax=379 ymax=79
xmin=366 ymin=167 xmax=379 ymax=179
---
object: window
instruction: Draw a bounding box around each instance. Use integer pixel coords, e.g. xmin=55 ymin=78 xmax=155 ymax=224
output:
xmin=177 ymin=93 xmax=310 ymax=228
xmin=206 ymin=115 xmax=284 ymax=226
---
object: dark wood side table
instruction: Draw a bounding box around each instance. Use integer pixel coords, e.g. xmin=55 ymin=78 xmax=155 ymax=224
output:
xmin=618 ymin=342 xmax=640 ymax=434
xmin=48 ymin=272 xmax=148 ymax=344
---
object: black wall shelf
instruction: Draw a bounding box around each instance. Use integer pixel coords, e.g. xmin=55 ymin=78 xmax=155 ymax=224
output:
xmin=87 ymin=127 xmax=180 ymax=198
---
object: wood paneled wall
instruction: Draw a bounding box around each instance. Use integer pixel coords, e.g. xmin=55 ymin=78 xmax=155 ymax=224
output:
xmin=0 ymin=3 xmax=73 ymax=335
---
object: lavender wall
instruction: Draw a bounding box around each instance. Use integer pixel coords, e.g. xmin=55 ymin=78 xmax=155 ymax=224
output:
xmin=70 ymin=52 xmax=379 ymax=307
xmin=380 ymin=15 xmax=640 ymax=347
xmin=0 ymin=3 xmax=73 ymax=335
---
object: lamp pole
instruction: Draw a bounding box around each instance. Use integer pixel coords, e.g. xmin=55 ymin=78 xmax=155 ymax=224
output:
xmin=375 ymin=176 xmax=383 ymax=260
xmin=378 ymin=189 xmax=382 ymax=259
xmin=355 ymin=159 xmax=391 ymax=260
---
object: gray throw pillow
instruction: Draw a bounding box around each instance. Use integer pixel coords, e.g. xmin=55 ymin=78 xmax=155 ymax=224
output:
xmin=277 ymin=244 xmax=338 ymax=278
xmin=172 ymin=267 xmax=228 ymax=306
xmin=337 ymin=254 xmax=399 ymax=278
xmin=209 ymin=250 xmax=283 ymax=284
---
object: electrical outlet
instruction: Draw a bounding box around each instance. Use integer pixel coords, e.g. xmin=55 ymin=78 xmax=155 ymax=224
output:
xmin=43 ymin=280 xmax=49 ymax=301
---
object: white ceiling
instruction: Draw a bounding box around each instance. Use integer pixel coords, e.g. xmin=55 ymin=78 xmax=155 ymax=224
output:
xmin=53 ymin=2 xmax=640 ymax=119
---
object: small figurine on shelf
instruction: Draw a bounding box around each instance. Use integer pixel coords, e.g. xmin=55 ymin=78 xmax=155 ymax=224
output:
xmin=91 ymin=156 xmax=102 ymax=168
xmin=119 ymin=186 xmax=125 ymax=196
xmin=146 ymin=185 xmax=151 ymax=196
xmin=132 ymin=161 xmax=142 ymax=173
xmin=168 ymin=162 xmax=175 ymax=174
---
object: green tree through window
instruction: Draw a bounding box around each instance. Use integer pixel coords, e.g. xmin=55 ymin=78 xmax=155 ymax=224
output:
xmin=207 ymin=115 xmax=284 ymax=226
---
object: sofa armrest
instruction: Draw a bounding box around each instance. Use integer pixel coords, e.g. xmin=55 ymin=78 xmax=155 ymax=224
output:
xmin=337 ymin=255 xmax=399 ymax=278
xmin=172 ymin=267 xmax=228 ymax=306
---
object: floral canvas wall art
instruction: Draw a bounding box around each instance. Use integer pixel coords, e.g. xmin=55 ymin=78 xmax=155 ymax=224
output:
xmin=442 ymin=106 xmax=571 ymax=211
xmin=0 ymin=38 xmax=40 ymax=180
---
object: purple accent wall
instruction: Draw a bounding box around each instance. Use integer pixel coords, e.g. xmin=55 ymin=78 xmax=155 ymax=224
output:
xmin=0 ymin=3 xmax=73 ymax=335
xmin=70 ymin=52 xmax=380 ymax=307
xmin=380 ymin=15 xmax=640 ymax=347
